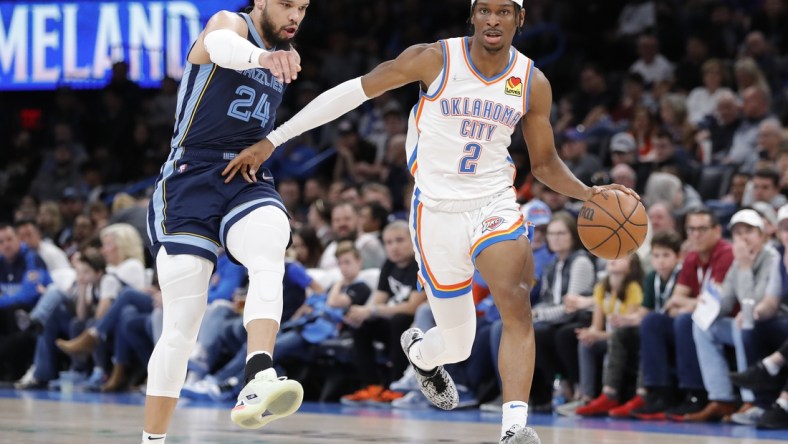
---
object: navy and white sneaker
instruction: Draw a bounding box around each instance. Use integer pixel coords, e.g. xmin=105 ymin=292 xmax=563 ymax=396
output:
xmin=500 ymin=425 xmax=541 ymax=443
xmin=231 ymin=368 xmax=303 ymax=430
xmin=400 ymin=328 xmax=459 ymax=410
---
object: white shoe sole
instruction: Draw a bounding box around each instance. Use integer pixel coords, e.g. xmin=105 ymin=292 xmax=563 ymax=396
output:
xmin=230 ymin=379 xmax=304 ymax=430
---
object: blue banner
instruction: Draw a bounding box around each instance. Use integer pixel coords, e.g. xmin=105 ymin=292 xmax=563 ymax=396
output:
xmin=0 ymin=0 xmax=248 ymax=90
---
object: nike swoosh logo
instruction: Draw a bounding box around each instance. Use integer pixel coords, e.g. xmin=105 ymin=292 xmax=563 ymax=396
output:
xmin=147 ymin=437 xmax=165 ymax=441
xmin=509 ymin=404 xmax=527 ymax=409
xmin=248 ymin=51 xmax=254 ymax=64
xmin=262 ymin=174 xmax=274 ymax=181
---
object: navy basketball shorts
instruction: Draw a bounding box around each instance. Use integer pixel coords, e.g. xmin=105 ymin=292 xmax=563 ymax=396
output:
xmin=147 ymin=148 xmax=288 ymax=265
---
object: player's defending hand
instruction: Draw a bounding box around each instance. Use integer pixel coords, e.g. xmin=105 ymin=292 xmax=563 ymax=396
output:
xmin=222 ymin=139 xmax=275 ymax=183
xmin=585 ymin=184 xmax=640 ymax=202
xmin=259 ymin=48 xmax=301 ymax=84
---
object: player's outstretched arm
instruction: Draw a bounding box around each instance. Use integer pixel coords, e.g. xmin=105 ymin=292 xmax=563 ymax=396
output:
xmin=222 ymin=43 xmax=443 ymax=183
xmin=523 ymin=69 xmax=638 ymax=201
xmin=191 ymin=11 xmax=300 ymax=84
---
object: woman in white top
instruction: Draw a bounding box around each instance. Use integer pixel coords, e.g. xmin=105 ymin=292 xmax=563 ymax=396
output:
xmin=687 ymin=59 xmax=733 ymax=125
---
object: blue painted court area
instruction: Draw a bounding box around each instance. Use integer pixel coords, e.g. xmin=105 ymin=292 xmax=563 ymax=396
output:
xmin=1 ymin=388 xmax=787 ymax=441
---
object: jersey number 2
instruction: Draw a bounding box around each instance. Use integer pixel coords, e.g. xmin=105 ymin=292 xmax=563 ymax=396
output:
xmin=459 ymin=142 xmax=482 ymax=174
xmin=227 ymin=86 xmax=270 ymax=127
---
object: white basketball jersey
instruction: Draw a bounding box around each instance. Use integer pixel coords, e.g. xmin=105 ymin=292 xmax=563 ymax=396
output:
xmin=406 ymin=37 xmax=534 ymax=206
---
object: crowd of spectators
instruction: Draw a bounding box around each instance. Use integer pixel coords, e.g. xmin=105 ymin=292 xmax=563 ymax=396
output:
xmin=1 ymin=0 xmax=788 ymax=430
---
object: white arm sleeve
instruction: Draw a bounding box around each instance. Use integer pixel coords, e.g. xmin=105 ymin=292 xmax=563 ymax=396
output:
xmin=267 ymin=77 xmax=370 ymax=147
xmin=203 ymin=29 xmax=265 ymax=71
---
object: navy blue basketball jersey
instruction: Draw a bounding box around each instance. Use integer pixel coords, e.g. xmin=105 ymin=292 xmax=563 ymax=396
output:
xmin=170 ymin=13 xmax=286 ymax=152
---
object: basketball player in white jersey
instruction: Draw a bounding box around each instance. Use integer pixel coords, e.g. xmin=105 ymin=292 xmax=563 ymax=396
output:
xmin=224 ymin=1 xmax=637 ymax=442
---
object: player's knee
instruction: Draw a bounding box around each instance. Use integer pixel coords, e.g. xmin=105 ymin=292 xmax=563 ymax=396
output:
xmin=156 ymin=249 xmax=213 ymax=294
xmin=226 ymin=206 xmax=289 ymax=272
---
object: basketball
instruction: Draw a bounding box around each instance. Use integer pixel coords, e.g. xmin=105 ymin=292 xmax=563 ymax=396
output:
xmin=577 ymin=189 xmax=648 ymax=260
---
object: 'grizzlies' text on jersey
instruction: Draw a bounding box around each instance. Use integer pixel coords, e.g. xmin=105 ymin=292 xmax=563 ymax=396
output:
xmin=171 ymin=13 xmax=286 ymax=152
xmin=405 ymin=37 xmax=534 ymax=206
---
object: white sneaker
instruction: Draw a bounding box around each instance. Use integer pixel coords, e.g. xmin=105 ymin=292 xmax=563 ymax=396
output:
xmin=500 ymin=425 xmax=541 ymax=443
xmin=555 ymin=399 xmax=585 ymax=417
xmin=390 ymin=367 xmax=419 ymax=392
xmin=731 ymin=405 xmax=765 ymax=425
xmin=231 ymin=368 xmax=303 ymax=430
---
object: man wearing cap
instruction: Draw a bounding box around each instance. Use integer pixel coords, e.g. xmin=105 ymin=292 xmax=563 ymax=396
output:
xmin=687 ymin=209 xmax=778 ymax=422
xmin=609 ymin=132 xmax=638 ymax=167
xmin=560 ymin=127 xmax=604 ymax=186
xmin=729 ymin=204 xmax=788 ymax=426
xmin=222 ymin=0 xmax=638 ymax=441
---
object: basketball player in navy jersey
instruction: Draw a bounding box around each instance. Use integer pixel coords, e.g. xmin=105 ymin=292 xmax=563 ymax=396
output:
xmin=223 ymin=1 xmax=637 ymax=442
xmin=142 ymin=1 xmax=309 ymax=442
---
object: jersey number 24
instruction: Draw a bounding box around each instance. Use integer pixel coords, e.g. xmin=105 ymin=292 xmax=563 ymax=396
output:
xmin=227 ymin=86 xmax=271 ymax=127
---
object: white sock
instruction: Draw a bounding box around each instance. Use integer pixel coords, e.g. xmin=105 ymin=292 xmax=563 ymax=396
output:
xmin=777 ymin=398 xmax=788 ymax=412
xmin=763 ymin=358 xmax=781 ymax=376
xmin=142 ymin=431 xmax=166 ymax=443
xmin=408 ymin=342 xmax=436 ymax=373
xmin=501 ymin=401 xmax=528 ymax=438
xmin=246 ymin=351 xmax=272 ymax=363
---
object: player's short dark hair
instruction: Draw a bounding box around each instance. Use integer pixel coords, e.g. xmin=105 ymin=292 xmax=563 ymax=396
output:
xmin=651 ymin=230 xmax=682 ymax=253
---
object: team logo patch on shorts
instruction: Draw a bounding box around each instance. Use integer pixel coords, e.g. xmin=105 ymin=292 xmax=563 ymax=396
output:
xmin=505 ymin=76 xmax=523 ymax=97
xmin=178 ymin=164 xmax=188 ymax=173
xmin=482 ymin=216 xmax=505 ymax=233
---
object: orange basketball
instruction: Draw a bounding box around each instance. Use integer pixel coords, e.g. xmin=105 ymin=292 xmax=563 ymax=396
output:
xmin=577 ymin=189 xmax=648 ymax=260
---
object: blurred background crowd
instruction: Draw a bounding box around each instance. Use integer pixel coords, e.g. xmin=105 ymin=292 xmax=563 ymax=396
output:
xmin=1 ymin=0 xmax=788 ymax=431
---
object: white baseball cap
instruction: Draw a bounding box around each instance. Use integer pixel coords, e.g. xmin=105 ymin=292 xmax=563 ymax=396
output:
xmin=471 ymin=0 xmax=524 ymax=6
xmin=778 ymin=204 xmax=788 ymax=223
xmin=729 ymin=209 xmax=764 ymax=231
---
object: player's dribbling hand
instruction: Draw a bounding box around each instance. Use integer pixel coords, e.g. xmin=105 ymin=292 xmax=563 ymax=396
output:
xmin=222 ymin=139 xmax=275 ymax=183
xmin=259 ymin=48 xmax=301 ymax=84
xmin=586 ymin=184 xmax=640 ymax=202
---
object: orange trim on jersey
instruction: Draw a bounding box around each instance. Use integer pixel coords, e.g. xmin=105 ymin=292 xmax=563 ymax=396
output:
xmin=469 ymin=215 xmax=525 ymax=255
xmin=422 ymin=40 xmax=451 ymax=102
xmin=416 ymin=202 xmax=474 ymax=291
xmin=410 ymin=161 xmax=418 ymax=176
xmin=414 ymin=95 xmax=427 ymax=133
xmin=521 ymin=58 xmax=534 ymax=113
xmin=462 ymin=42 xmax=519 ymax=86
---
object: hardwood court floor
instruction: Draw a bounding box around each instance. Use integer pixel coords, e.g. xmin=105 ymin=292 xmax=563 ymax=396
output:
xmin=1 ymin=391 xmax=787 ymax=444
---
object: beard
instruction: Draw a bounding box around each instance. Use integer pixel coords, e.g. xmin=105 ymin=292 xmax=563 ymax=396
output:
xmin=260 ymin=6 xmax=295 ymax=48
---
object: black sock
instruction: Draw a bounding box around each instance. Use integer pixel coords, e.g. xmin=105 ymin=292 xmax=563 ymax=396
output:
xmin=243 ymin=353 xmax=273 ymax=385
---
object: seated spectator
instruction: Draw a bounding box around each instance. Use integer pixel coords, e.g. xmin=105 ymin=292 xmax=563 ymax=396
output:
xmin=53 ymin=223 xmax=146 ymax=388
xmin=731 ymin=339 xmax=788 ymax=429
xmin=559 ymin=128 xmax=604 ymax=187
xmin=0 ymin=221 xmax=52 ymax=381
xmin=574 ymin=231 xmax=683 ymax=417
xmin=15 ymin=251 xmax=105 ymax=389
xmin=686 ymin=59 xmax=733 ymax=126
xmin=697 ymin=90 xmax=741 ymax=164
xmin=690 ymin=209 xmax=779 ymax=422
xmin=561 ymin=255 xmax=644 ymax=416
xmin=608 ymin=132 xmax=638 ymax=168
xmin=531 ymin=212 xmax=596 ymax=408
xmin=743 ymin=168 xmax=788 ymax=210
xmin=630 ymin=34 xmax=674 ymax=87
xmin=633 ymin=208 xmax=733 ymax=420
xmin=320 ymin=202 xmax=385 ymax=271
xmin=15 ymin=220 xmax=73 ymax=292
xmin=290 ymin=227 xmax=325 ymax=269
xmin=341 ymin=221 xmax=424 ymax=406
